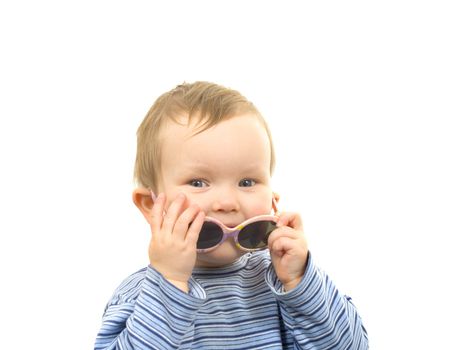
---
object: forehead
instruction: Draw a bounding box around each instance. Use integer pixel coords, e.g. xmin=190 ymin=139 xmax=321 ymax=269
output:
xmin=160 ymin=114 xmax=271 ymax=173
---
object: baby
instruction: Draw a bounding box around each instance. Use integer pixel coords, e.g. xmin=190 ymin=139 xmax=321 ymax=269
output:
xmin=95 ymin=82 xmax=368 ymax=349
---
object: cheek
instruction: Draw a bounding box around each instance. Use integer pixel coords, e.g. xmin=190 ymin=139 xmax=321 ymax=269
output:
xmin=184 ymin=195 xmax=210 ymax=212
xmin=245 ymin=193 xmax=273 ymax=216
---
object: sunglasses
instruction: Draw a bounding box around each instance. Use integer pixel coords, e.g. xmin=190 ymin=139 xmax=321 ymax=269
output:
xmin=197 ymin=214 xmax=279 ymax=253
xmin=197 ymin=197 xmax=280 ymax=253
xmin=150 ymin=190 xmax=280 ymax=253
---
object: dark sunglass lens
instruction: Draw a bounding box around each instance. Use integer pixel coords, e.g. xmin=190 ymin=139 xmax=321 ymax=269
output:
xmin=238 ymin=221 xmax=277 ymax=249
xmin=197 ymin=222 xmax=224 ymax=249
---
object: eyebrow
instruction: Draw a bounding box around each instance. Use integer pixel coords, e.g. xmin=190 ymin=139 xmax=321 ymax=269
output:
xmin=183 ymin=162 xmax=212 ymax=172
xmin=244 ymin=163 xmax=267 ymax=171
xmin=179 ymin=163 xmax=216 ymax=178
xmin=181 ymin=162 xmax=268 ymax=177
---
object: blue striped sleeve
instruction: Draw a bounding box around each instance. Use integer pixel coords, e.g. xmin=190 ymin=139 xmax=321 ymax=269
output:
xmin=265 ymin=253 xmax=369 ymax=349
xmin=94 ymin=266 xmax=206 ymax=350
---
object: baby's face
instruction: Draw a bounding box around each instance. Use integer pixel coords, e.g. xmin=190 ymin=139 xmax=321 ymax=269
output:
xmin=157 ymin=113 xmax=274 ymax=267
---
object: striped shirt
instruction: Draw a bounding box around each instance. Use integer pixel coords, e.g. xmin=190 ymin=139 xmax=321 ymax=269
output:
xmin=95 ymin=251 xmax=368 ymax=349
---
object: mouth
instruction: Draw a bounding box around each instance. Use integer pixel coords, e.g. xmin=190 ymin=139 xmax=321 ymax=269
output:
xmin=222 ymin=222 xmax=240 ymax=228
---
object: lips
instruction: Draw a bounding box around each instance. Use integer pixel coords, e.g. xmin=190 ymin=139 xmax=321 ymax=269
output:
xmin=215 ymin=222 xmax=237 ymax=228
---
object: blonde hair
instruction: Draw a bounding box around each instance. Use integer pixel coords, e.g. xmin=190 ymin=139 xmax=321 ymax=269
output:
xmin=133 ymin=81 xmax=275 ymax=191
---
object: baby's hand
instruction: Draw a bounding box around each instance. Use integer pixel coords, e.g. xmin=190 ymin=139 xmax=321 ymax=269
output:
xmin=268 ymin=212 xmax=309 ymax=291
xmin=148 ymin=192 xmax=205 ymax=292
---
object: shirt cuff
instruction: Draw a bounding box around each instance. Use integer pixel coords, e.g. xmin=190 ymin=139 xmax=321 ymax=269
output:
xmin=265 ymin=252 xmax=322 ymax=307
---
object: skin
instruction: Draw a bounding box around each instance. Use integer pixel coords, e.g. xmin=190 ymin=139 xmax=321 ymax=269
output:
xmin=133 ymin=114 xmax=308 ymax=293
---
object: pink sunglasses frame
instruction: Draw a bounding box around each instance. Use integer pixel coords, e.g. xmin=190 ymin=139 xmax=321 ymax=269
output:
xmin=149 ymin=190 xmax=280 ymax=253
xmin=197 ymin=214 xmax=279 ymax=253
xmin=197 ymin=198 xmax=280 ymax=253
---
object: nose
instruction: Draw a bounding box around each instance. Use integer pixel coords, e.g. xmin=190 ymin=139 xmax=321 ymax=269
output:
xmin=211 ymin=187 xmax=240 ymax=213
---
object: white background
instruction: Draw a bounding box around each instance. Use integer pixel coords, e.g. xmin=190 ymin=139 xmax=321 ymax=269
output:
xmin=0 ymin=1 xmax=465 ymax=349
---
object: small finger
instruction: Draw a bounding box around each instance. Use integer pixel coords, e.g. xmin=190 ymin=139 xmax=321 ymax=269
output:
xmin=277 ymin=212 xmax=303 ymax=230
xmin=150 ymin=192 xmax=166 ymax=233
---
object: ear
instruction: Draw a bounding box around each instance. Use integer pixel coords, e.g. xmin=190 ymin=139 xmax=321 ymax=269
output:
xmin=132 ymin=188 xmax=154 ymax=225
xmin=272 ymin=192 xmax=280 ymax=203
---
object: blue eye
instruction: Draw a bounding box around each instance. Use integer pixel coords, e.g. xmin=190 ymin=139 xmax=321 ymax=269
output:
xmin=239 ymin=179 xmax=256 ymax=187
xmin=190 ymin=179 xmax=207 ymax=188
